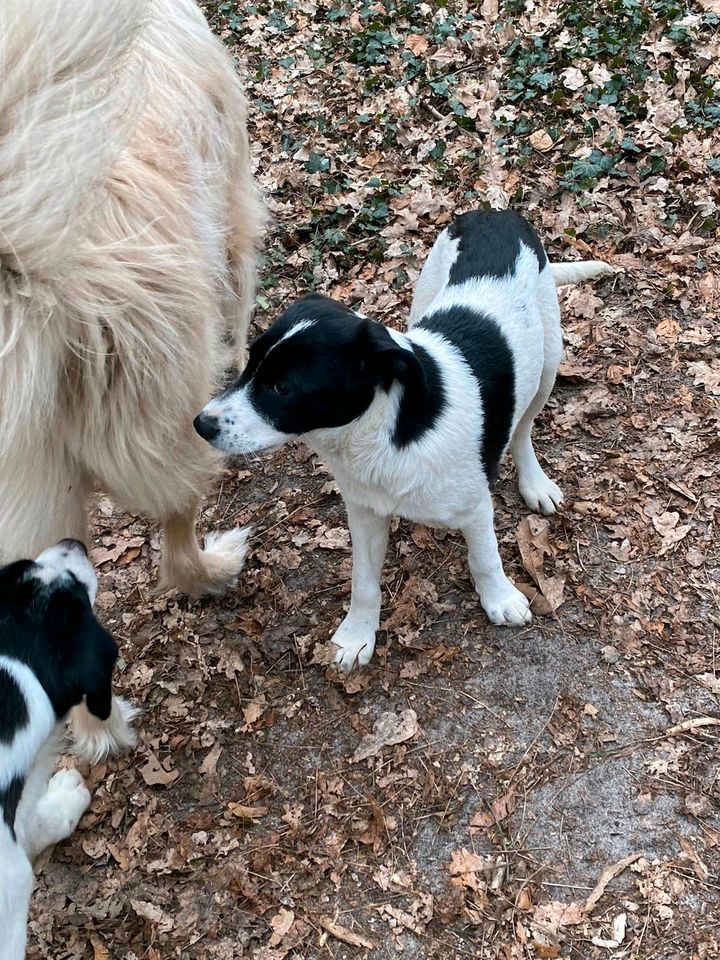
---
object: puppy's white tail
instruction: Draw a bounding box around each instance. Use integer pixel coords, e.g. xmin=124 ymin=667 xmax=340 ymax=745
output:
xmin=70 ymin=696 xmax=139 ymax=765
xmin=0 ymin=0 xmax=145 ymax=276
xmin=550 ymin=261 xmax=614 ymax=286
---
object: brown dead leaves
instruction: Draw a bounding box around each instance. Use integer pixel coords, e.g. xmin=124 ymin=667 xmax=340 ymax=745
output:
xmin=351 ymin=708 xmax=419 ymax=762
xmin=516 ymin=516 xmax=565 ymax=614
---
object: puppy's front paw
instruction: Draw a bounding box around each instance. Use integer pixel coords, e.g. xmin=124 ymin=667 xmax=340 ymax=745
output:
xmin=331 ymin=623 xmax=376 ymax=672
xmin=36 ymin=769 xmax=91 ymax=843
xmin=519 ymin=472 xmax=564 ymax=515
xmin=479 ymin=578 xmax=532 ymax=626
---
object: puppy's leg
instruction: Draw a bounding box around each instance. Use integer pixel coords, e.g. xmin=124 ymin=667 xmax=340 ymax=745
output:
xmin=332 ymin=501 xmax=390 ymax=671
xmin=511 ymin=274 xmax=564 ymax=515
xmin=14 ymin=727 xmax=90 ymax=862
xmin=462 ymin=489 xmax=531 ymax=626
xmin=0 ymin=832 xmax=33 ymax=960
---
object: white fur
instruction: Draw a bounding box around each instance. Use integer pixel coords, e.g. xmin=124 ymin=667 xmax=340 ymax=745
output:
xmin=204 ymin=386 xmax=289 ymax=454
xmin=32 ymin=542 xmax=98 ymax=606
xmin=0 ymin=658 xmax=56 ymax=795
xmin=550 ymin=260 xmax=614 ymax=285
xmin=70 ymin=695 xmax=139 ymax=764
xmin=271 ymin=319 xmax=316 ymax=350
xmin=0 ymin=0 xmax=265 ymax=598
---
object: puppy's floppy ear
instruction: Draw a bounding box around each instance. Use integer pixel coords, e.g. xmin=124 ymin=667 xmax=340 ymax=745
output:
xmin=357 ymin=320 xmax=425 ymax=392
xmin=76 ymin=616 xmax=118 ymax=721
xmin=45 ymin=591 xmax=118 ymax=720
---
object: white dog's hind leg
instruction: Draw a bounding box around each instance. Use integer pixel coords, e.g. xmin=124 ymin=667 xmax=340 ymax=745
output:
xmin=511 ymin=269 xmax=564 ymax=515
xmin=462 ymin=490 xmax=531 ymax=626
xmin=332 ymin=501 xmax=390 ymax=671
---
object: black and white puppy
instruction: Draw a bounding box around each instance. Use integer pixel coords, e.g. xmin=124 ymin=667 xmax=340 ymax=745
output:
xmin=0 ymin=540 xmax=137 ymax=960
xmin=195 ymin=210 xmax=612 ymax=670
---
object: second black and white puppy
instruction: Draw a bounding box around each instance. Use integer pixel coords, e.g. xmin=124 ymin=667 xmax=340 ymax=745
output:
xmin=0 ymin=540 xmax=137 ymax=960
xmin=194 ymin=210 xmax=612 ymax=670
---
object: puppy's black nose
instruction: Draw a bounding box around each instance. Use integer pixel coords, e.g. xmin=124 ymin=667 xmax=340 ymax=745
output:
xmin=57 ymin=538 xmax=88 ymax=555
xmin=194 ymin=412 xmax=220 ymax=442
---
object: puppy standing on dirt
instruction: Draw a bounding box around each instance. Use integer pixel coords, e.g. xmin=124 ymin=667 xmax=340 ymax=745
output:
xmin=195 ymin=210 xmax=612 ymax=669
xmin=0 ymin=0 xmax=264 ymax=594
xmin=0 ymin=540 xmax=136 ymax=960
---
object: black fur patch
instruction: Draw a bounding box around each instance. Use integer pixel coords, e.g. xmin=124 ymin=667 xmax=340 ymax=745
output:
xmin=0 ymin=668 xmax=28 ymax=744
xmin=0 ymin=559 xmax=118 ymax=723
xmin=447 ymin=209 xmax=547 ymax=284
xmin=223 ymin=294 xmax=442 ymax=440
xmin=419 ymin=307 xmax=515 ymax=483
xmin=392 ymin=342 xmax=446 ymax=447
xmin=0 ymin=775 xmax=24 ymax=841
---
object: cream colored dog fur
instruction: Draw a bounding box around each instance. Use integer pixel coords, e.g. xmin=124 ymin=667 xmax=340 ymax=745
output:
xmin=0 ymin=0 xmax=265 ymax=593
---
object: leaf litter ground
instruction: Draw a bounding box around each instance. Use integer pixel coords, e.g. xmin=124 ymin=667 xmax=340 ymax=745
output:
xmin=28 ymin=1 xmax=719 ymax=958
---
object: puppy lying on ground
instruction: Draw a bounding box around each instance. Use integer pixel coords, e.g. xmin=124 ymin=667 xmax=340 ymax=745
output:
xmin=0 ymin=540 xmax=136 ymax=959
xmin=195 ymin=210 xmax=612 ymax=670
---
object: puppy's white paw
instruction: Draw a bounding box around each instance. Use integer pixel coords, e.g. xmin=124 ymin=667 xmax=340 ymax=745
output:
xmin=331 ymin=623 xmax=376 ymax=672
xmin=479 ymin=579 xmax=532 ymax=626
xmin=519 ymin=472 xmax=564 ymax=515
xmin=36 ymin=769 xmax=91 ymax=843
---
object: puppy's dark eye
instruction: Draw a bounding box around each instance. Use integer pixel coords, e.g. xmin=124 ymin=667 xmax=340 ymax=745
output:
xmin=272 ymin=382 xmax=290 ymax=397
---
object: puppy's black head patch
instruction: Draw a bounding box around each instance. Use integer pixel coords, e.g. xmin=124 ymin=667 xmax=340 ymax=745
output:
xmin=0 ymin=556 xmax=117 ymax=722
xmin=230 ymin=294 xmax=426 ymax=435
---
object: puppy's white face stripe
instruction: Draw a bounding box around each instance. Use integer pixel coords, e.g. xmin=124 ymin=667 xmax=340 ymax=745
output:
xmin=268 ymin=319 xmax=316 ymax=354
xmin=31 ymin=544 xmax=97 ymax=606
xmin=201 ymin=386 xmax=290 ymax=454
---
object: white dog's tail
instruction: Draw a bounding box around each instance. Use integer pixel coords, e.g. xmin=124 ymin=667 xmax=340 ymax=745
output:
xmin=0 ymin=0 xmax=145 ymax=276
xmin=550 ymin=261 xmax=614 ymax=286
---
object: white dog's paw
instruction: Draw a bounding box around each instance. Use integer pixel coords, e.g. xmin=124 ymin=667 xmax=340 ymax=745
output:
xmin=519 ymin=472 xmax=564 ymax=515
xmin=479 ymin=578 xmax=532 ymax=626
xmin=331 ymin=624 xmax=376 ymax=672
xmin=35 ymin=769 xmax=91 ymax=843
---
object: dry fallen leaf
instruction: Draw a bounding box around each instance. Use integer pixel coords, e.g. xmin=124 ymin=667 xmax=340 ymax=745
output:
xmin=585 ymin=853 xmax=642 ymax=913
xmin=470 ymin=785 xmax=517 ymax=830
xmin=351 ymin=708 xmax=419 ymax=762
xmin=139 ymin=751 xmax=179 ymax=787
xmin=227 ymin=802 xmax=268 ymax=820
xmin=319 ymin=916 xmax=375 ymax=949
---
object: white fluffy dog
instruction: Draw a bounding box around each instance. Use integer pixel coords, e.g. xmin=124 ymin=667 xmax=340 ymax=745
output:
xmin=0 ymin=0 xmax=265 ymax=594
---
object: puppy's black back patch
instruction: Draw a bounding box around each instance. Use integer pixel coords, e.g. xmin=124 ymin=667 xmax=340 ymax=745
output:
xmin=419 ymin=307 xmax=515 ymax=483
xmin=448 ymin=210 xmax=547 ymax=284
xmin=392 ymin=343 xmax=446 ymax=447
xmin=0 ymin=669 xmax=28 ymax=744
xmin=1 ymin=775 xmax=24 ymax=841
